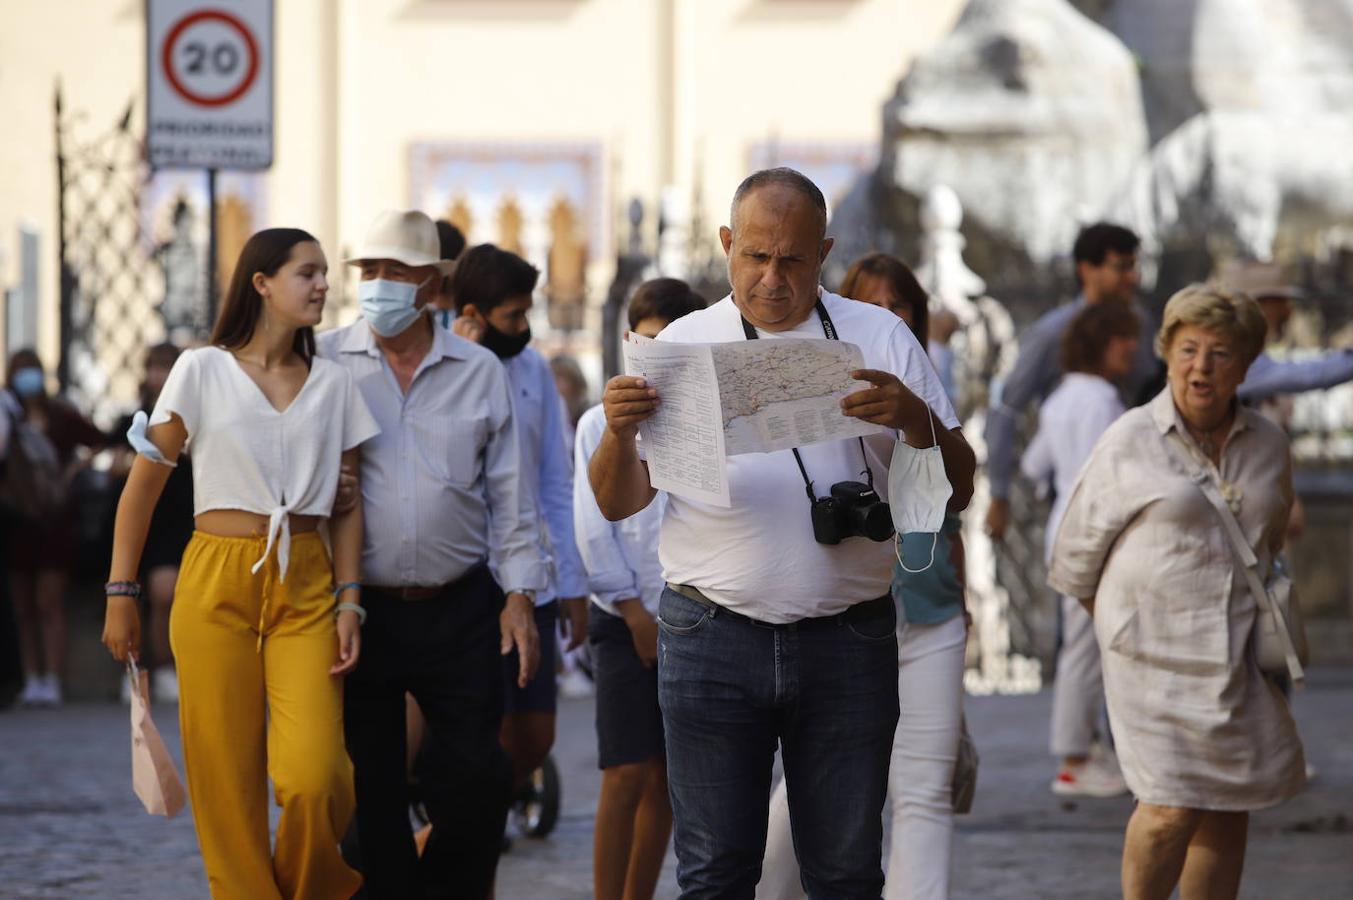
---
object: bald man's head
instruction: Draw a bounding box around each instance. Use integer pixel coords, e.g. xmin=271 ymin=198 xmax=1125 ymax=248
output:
xmin=728 ymin=167 xmax=828 ymax=241
xmin=720 ymin=168 xmax=834 ymax=332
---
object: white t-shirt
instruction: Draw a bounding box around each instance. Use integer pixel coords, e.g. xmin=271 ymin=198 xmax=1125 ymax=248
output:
xmin=654 ymin=290 xmax=959 ymax=623
xmin=1020 ymin=372 xmax=1125 ymax=564
xmin=148 ymin=346 xmax=380 ymax=578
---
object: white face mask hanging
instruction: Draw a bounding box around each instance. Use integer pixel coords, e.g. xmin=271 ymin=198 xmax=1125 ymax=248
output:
xmin=887 ymin=410 xmax=952 ymax=574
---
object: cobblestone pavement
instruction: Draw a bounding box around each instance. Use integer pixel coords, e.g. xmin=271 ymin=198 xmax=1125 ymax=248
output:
xmin=1 ymin=669 xmax=1350 ymax=899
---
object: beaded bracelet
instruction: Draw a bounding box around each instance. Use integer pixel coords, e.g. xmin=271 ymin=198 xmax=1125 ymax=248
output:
xmin=334 ymin=602 xmax=367 ymax=625
xmin=105 ymin=580 xmax=142 ymax=599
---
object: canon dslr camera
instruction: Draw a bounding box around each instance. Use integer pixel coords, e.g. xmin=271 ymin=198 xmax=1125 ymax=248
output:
xmin=810 ymin=481 xmax=894 ymax=545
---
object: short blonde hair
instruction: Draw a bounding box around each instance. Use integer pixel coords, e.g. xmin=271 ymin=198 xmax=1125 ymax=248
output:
xmin=1155 ymin=283 xmax=1267 ymax=364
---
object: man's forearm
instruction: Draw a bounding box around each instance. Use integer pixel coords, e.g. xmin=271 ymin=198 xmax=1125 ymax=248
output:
xmin=588 ymin=427 xmax=656 ymax=521
xmin=983 ymin=407 xmax=1018 ymax=499
xmin=896 ymin=394 xmax=976 ymax=512
xmin=1238 ymin=350 xmax=1353 ymax=402
xmin=938 ymin=425 xmax=976 ymax=512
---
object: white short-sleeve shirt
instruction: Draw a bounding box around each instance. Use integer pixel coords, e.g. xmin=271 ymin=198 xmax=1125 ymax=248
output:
xmin=654 ymin=290 xmax=959 ymax=623
xmin=1020 ymin=372 xmax=1125 ymax=564
xmin=148 ymin=346 xmax=380 ymax=578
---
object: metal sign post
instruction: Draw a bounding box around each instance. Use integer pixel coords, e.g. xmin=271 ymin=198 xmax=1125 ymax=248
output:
xmin=206 ymin=166 xmax=218 ymax=326
xmin=146 ymin=0 xmax=273 ymax=330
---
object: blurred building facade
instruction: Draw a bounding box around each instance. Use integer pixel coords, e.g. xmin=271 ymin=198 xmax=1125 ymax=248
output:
xmin=0 ymin=0 xmax=965 ymax=397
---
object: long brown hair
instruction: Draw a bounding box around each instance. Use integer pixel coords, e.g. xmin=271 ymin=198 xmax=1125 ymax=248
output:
xmin=210 ymin=228 xmax=318 ymax=362
xmin=838 ymin=252 xmax=930 ymax=349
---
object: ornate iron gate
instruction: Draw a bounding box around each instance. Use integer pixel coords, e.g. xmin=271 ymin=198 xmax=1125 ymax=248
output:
xmin=55 ymin=87 xmax=173 ymax=424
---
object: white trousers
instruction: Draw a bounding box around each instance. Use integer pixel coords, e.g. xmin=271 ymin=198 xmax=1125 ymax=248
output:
xmin=758 ymin=614 xmax=968 ymax=900
xmin=1049 ymin=594 xmax=1103 ymax=758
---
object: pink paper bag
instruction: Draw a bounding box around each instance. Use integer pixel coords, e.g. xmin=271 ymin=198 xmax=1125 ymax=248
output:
xmin=128 ymin=660 xmax=187 ymax=818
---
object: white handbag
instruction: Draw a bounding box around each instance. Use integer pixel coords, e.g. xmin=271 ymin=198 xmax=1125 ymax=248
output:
xmin=1165 ymin=433 xmax=1308 ymax=684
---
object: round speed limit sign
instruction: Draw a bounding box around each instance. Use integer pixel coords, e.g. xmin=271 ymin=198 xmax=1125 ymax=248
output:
xmin=147 ymin=0 xmax=273 ymax=169
xmin=162 ymin=9 xmax=260 ymax=107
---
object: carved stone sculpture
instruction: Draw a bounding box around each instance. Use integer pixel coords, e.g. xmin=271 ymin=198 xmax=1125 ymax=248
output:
xmin=883 ymin=0 xmax=1147 ymax=268
xmin=1087 ymin=0 xmax=1353 ymax=263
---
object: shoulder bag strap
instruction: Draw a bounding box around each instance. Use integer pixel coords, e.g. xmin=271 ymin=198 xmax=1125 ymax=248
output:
xmin=1162 ymin=432 xmax=1304 ymax=682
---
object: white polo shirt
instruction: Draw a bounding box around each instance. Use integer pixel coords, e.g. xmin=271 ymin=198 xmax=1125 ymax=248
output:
xmin=654 ymin=290 xmax=959 ymax=623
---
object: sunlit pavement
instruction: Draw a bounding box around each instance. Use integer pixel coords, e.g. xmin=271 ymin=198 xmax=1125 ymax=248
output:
xmin=1 ymin=669 xmax=1349 ymax=898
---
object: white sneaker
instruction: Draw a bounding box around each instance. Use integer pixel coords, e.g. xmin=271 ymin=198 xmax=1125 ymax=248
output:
xmin=19 ymin=676 xmax=45 ymax=707
xmin=152 ymin=668 xmax=179 ymax=704
xmin=1051 ymin=756 xmax=1129 ymax=798
xmin=32 ymin=674 xmax=62 ymax=708
xmin=1089 ymin=739 xmax=1119 ymax=765
xmin=557 ymin=667 xmax=594 ymax=700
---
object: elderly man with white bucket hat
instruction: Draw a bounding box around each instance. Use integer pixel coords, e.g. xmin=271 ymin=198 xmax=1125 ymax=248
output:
xmin=318 ymin=209 xmax=547 ymax=898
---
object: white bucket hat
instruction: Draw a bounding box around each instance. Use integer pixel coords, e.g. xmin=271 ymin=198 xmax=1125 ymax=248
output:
xmin=1214 ymin=259 xmax=1304 ymax=301
xmin=346 ymin=210 xmax=457 ymax=274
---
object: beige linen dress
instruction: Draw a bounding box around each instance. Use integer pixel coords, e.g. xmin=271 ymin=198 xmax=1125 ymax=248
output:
xmin=1048 ymin=389 xmax=1305 ymax=811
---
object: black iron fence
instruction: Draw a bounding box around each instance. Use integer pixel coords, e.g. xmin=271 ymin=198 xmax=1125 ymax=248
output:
xmin=55 ymin=88 xmax=175 ymax=424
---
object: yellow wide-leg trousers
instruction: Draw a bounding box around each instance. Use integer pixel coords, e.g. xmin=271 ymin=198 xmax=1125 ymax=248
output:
xmin=170 ymin=531 xmax=362 ymax=900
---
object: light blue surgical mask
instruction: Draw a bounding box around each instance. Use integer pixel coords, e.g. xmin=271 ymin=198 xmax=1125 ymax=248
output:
xmin=11 ymin=367 xmax=44 ymax=399
xmin=359 ymin=278 xmax=422 ymax=337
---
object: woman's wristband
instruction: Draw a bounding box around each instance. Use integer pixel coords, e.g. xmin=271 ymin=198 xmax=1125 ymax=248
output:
xmin=105 ymin=580 xmax=142 ymax=600
xmin=335 ymin=602 xmax=366 ymax=625
xmin=334 ymin=584 xmax=363 ymax=624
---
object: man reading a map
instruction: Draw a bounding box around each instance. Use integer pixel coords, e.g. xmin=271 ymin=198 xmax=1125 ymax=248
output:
xmin=588 ymin=168 xmax=975 ymax=898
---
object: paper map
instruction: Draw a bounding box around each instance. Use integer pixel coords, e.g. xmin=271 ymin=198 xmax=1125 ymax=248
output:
xmin=623 ymin=333 xmax=885 ymax=505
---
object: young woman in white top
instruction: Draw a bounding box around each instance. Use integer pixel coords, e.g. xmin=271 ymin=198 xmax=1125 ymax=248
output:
xmin=102 ymin=228 xmax=380 ymax=900
xmin=1021 ymin=300 xmax=1140 ymax=799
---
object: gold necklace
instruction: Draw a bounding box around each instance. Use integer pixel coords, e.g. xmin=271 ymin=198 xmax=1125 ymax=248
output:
xmin=1186 ymin=417 xmax=1231 ymax=457
xmin=1176 ymin=417 xmax=1244 ymax=512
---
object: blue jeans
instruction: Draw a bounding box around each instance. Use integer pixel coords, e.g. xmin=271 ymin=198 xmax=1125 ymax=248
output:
xmin=657 ymin=587 xmax=899 ymax=899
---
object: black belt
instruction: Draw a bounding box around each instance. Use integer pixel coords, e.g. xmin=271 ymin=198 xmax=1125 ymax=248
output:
xmin=666 ymin=583 xmax=891 ymax=631
xmin=366 ymin=563 xmax=491 ymax=601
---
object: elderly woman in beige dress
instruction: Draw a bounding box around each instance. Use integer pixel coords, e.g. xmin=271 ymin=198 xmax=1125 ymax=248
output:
xmin=1048 ymin=283 xmax=1305 ymax=900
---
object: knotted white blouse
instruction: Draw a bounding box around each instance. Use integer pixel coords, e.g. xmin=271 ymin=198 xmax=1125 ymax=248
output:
xmin=129 ymin=346 xmax=380 ymax=580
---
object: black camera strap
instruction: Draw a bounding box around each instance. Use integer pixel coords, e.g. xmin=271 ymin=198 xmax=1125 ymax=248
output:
xmin=739 ymin=299 xmax=877 ymax=502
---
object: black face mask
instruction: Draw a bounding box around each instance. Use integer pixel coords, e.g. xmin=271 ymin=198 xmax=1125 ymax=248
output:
xmin=482 ymin=322 xmax=532 ymax=359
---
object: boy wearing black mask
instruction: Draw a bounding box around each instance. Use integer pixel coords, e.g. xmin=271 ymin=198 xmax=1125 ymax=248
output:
xmin=449 ymin=244 xmax=590 ymax=824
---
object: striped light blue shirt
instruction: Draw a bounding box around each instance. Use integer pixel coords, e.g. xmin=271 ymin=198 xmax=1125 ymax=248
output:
xmin=493 ymin=344 xmax=588 ymax=605
xmin=573 ymin=403 xmax=666 ymax=617
xmin=1238 ymin=348 xmax=1353 ymax=403
xmin=317 ymin=319 xmax=546 ymax=592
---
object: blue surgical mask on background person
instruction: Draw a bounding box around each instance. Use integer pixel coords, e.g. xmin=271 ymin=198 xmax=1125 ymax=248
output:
xmin=359 ymin=278 xmax=422 ymax=337
xmin=11 ymin=367 xmax=45 ymax=399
